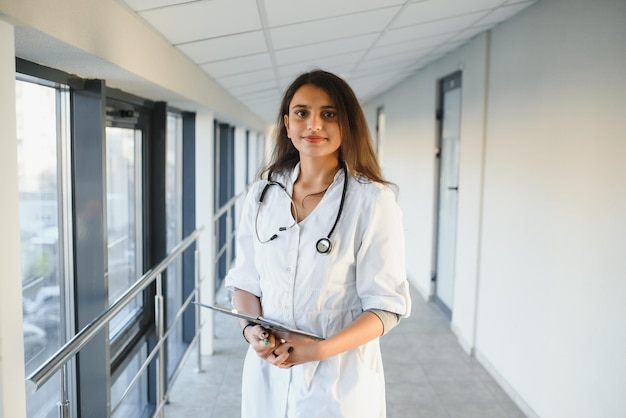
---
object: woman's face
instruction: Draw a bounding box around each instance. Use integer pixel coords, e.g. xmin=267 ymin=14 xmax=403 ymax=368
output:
xmin=284 ymin=84 xmax=342 ymax=162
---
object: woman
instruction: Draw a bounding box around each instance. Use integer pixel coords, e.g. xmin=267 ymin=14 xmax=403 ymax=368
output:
xmin=225 ymin=69 xmax=411 ymax=417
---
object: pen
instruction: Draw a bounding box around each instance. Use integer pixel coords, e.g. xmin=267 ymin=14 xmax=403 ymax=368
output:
xmin=260 ymin=331 xmax=270 ymax=346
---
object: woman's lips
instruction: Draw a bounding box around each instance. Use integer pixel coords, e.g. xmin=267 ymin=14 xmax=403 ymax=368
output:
xmin=304 ymin=135 xmax=325 ymax=143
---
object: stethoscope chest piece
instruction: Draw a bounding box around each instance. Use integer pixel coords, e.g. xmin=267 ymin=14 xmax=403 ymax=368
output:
xmin=316 ymin=237 xmax=332 ymax=254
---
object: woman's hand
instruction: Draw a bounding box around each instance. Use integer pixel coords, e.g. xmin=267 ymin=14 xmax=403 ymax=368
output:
xmin=272 ymin=311 xmax=385 ymax=368
xmin=271 ymin=331 xmax=323 ymax=368
xmin=245 ymin=325 xmax=293 ymax=365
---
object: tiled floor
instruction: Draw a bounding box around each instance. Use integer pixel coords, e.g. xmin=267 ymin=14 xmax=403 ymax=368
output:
xmin=164 ymin=288 xmax=526 ymax=418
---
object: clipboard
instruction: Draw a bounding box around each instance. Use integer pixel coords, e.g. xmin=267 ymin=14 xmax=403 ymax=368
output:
xmin=193 ymin=302 xmax=325 ymax=341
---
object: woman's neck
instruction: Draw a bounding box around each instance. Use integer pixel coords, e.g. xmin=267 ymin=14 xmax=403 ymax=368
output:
xmin=291 ymin=157 xmax=340 ymax=222
xmin=296 ymin=157 xmax=340 ymax=189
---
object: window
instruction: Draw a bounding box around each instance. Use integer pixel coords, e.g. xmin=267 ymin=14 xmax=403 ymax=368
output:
xmin=16 ymin=76 xmax=73 ymax=418
xmin=15 ymin=60 xmax=198 ymax=417
xmin=105 ymin=98 xmax=151 ymax=417
xmin=106 ymin=126 xmax=144 ymax=337
xmin=214 ymin=122 xmax=235 ymax=288
xmin=165 ymin=111 xmax=186 ymax=378
xmin=110 ymin=343 xmax=149 ymax=417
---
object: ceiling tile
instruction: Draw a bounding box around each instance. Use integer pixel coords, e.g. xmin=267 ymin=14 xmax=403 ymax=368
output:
xmin=277 ymin=58 xmax=359 ymax=86
xmin=230 ymin=82 xmax=279 ymax=98
xmin=447 ymin=24 xmax=492 ymax=43
xmin=263 ymin=0 xmax=404 ymax=27
xmin=118 ymin=0 xmax=539 ymax=123
xmin=357 ymin=53 xmax=424 ymax=73
xmin=307 ymin=53 xmax=366 ymax=74
xmin=200 ymin=53 xmax=273 ymax=78
xmin=476 ymin=2 xmax=537 ymax=27
xmin=379 ymin=11 xmax=489 ymax=46
xmin=178 ymin=31 xmax=267 ymax=64
xmin=270 ymin=7 xmax=401 ymax=50
xmin=122 ymin=0 xmax=190 ymax=12
xmin=367 ymin=32 xmax=453 ymax=59
xmin=349 ymin=71 xmax=407 ymax=100
xmin=429 ymin=39 xmax=466 ymax=56
xmin=393 ymin=0 xmax=505 ymax=28
xmin=235 ymin=88 xmax=282 ymax=104
xmin=274 ymin=34 xmax=377 ymax=66
xmin=138 ymin=0 xmax=262 ymax=45
xmin=216 ymin=68 xmax=276 ymax=89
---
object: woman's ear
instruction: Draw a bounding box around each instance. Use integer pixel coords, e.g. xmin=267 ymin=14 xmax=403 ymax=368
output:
xmin=283 ymin=114 xmax=289 ymax=132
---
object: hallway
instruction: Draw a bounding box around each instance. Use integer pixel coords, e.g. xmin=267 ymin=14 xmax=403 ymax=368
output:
xmin=165 ymin=288 xmax=527 ymax=418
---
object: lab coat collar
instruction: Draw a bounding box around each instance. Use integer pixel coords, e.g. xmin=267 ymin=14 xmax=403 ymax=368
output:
xmin=289 ymin=161 xmax=347 ymax=186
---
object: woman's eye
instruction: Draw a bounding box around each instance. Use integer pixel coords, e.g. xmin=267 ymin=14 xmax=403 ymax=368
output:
xmin=323 ymin=111 xmax=336 ymax=119
xmin=294 ymin=110 xmax=307 ymax=117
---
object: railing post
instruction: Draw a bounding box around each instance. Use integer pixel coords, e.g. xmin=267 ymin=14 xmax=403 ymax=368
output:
xmin=155 ymin=272 xmax=165 ymax=418
xmin=57 ymin=363 xmax=70 ymax=418
xmin=194 ymin=249 xmax=204 ymax=373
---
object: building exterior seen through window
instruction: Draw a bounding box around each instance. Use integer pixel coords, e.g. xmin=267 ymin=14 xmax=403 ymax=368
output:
xmin=16 ymin=77 xmax=71 ymax=418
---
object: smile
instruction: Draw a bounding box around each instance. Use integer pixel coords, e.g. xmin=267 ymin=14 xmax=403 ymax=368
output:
xmin=304 ymin=135 xmax=326 ymax=142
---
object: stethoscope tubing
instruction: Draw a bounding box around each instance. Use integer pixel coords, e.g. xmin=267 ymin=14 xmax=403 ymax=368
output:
xmin=256 ymin=161 xmax=348 ymax=254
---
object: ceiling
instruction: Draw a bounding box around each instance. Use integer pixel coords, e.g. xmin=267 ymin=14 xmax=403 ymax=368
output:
xmin=118 ymin=0 xmax=537 ymax=123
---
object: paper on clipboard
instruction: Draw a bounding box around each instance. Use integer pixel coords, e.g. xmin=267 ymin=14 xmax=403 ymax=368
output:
xmin=193 ymin=302 xmax=325 ymax=341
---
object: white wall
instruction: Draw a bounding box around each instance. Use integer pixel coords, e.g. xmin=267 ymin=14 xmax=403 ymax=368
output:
xmin=476 ymin=0 xmax=626 ymax=416
xmin=364 ymin=32 xmax=489 ymax=316
xmin=0 ymin=19 xmax=27 ymax=418
xmin=364 ymin=0 xmax=626 ymax=416
xmin=363 ymin=71 xmax=436 ymax=298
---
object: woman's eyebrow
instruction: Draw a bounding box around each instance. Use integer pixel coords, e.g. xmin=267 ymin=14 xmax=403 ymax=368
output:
xmin=291 ymin=104 xmax=336 ymax=109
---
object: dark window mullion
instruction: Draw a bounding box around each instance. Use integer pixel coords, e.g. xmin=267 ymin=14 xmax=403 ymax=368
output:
xmin=71 ymin=79 xmax=109 ymax=418
xmin=181 ymin=111 xmax=197 ymax=344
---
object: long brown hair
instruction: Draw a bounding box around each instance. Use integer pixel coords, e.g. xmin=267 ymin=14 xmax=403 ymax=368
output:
xmin=263 ymin=70 xmax=388 ymax=184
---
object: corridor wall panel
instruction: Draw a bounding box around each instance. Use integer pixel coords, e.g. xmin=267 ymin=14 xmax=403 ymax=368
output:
xmin=364 ymin=0 xmax=626 ymax=416
xmin=477 ymin=0 xmax=626 ymax=416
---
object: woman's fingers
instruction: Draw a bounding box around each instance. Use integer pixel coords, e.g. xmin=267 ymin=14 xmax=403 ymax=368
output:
xmin=250 ymin=327 xmax=278 ymax=357
xmin=271 ymin=347 xmax=293 ymax=367
xmin=249 ymin=328 xmax=298 ymax=367
xmin=270 ymin=345 xmax=295 ymax=368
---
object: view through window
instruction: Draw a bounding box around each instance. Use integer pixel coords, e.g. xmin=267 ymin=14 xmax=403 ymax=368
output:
xmin=16 ymin=77 xmax=72 ymax=418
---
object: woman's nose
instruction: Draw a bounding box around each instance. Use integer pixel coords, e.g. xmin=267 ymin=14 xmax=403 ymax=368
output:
xmin=307 ymin=114 xmax=321 ymax=131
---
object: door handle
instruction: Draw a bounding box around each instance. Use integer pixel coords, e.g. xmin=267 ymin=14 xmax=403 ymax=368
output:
xmin=447 ymin=187 xmax=458 ymax=191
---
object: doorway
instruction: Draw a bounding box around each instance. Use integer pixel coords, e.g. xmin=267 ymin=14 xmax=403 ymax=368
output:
xmin=433 ymin=71 xmax=462 ymax=318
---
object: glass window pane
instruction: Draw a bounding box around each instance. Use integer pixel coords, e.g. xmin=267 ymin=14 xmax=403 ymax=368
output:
xmin=106 ymin=127 xmax=143 ymax=337
xmin=16 ymin=78 xmax=70 ymax=418
xmin=110 ymin=343 xmax=149 ymax=417
xmin=165 ymin=112 xmax=186 ymax=378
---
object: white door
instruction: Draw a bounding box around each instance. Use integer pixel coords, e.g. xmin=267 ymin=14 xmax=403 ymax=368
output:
xmin=434 ymin=72 xmax=462 ymax=315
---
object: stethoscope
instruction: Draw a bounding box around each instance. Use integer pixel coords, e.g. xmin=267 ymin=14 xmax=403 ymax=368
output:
xmin=254 ymin=161 xmax=348 ymax=254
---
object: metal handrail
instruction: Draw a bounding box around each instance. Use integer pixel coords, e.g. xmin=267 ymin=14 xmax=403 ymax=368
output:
xmin=25 ymin=226 xmax=204 ymax=394
xmin=213 ymin=189 xmax=247 ymax=260
xmin=23 ymin=174 xmax=257 ymax=416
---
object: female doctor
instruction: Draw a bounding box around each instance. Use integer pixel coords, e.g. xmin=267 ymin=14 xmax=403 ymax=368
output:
xmin=225 ymin=69 xmax=411 ymax=418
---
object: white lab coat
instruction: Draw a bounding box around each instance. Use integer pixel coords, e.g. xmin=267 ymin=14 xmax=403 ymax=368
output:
xmin=225 ymin=164 xmax=411 ymax=418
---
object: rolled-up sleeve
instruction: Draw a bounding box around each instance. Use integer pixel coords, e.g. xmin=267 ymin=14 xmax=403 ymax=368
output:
xmin=356 ymin=186 xmax=411 ymax=318
xmin=224 ymin=184 xmax=262 ymax=297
